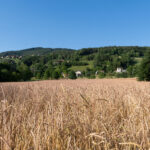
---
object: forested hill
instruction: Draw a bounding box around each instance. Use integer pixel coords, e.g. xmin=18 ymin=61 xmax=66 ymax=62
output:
xmin=0 ymin=46 xmax=150 ymax=81
xmin=0 ymin=47 xmax=75 ymax=57
xmin=0 ymin=46 xmax=149 ymax=57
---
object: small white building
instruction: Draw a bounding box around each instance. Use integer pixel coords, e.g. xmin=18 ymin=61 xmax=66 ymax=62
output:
xmin=116 ymin=68 xmax=122 ymax=73
xmin=116 ymin=67 xmax=127 ymax=73
xmin=75 ymin=71 xmax=82 ymax=77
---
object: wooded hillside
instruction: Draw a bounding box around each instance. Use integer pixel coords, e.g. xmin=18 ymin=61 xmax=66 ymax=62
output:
xmin=0 ymin=46 xmax=149 ymax=81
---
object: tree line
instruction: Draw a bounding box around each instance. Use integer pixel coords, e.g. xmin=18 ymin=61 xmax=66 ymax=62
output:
xmin=0 ymin=46 xmax=150 ymax=81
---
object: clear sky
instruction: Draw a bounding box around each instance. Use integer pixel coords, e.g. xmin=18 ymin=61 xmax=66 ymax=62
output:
xmin=0 ymin=0 xmax=150 ymax=52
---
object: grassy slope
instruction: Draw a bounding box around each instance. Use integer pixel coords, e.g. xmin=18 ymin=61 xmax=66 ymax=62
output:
xmin=135 ymin=57 xmax=143 ymax=64
xmin=70 ymin=60 xmax=93 ymax=71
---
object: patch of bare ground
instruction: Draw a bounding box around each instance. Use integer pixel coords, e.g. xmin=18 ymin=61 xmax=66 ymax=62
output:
xmin=0 ymin=78 xmax=150 ymax=150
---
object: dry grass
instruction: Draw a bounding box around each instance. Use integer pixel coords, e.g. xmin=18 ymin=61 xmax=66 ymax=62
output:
xmin=0 ymin=78 xmax=150 ymax=150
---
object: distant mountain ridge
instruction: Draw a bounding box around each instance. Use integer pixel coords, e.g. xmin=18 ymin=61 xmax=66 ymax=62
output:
xmin=0 ymin=46 xmax=150 ymax=58
xmin=0 ymin=47 xmax=75 ymax=57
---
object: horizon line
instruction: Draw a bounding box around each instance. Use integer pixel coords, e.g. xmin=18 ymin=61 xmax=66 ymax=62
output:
xmin=1 ymin=45 xmax=150 ymax=53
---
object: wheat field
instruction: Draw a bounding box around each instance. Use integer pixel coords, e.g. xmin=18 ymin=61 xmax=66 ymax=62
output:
xmin=0 ymin=78 xmax=150 ymax=150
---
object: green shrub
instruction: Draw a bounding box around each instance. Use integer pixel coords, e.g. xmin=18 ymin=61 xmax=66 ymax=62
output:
xmin=68 ymin=70 xmax=77 ymax=79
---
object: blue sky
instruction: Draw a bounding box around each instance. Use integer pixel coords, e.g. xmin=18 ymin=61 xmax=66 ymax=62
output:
xmin=0 ymin=0 xmax=150 ymax=52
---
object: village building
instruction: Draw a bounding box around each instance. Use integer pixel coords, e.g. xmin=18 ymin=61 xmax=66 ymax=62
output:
xmin=116 ymin=67 xmax=127 ymax=73
xmin=75 ymin=71 xmax=82 ymax=77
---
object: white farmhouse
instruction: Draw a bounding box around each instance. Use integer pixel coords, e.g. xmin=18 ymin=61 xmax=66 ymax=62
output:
xmin=75 ymin=71 xmax=82 ymax=77
xmin=116 ymin=68 xmax=122 ymax=73
xmin=116 ymin=67 xmax=127 ymax=73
